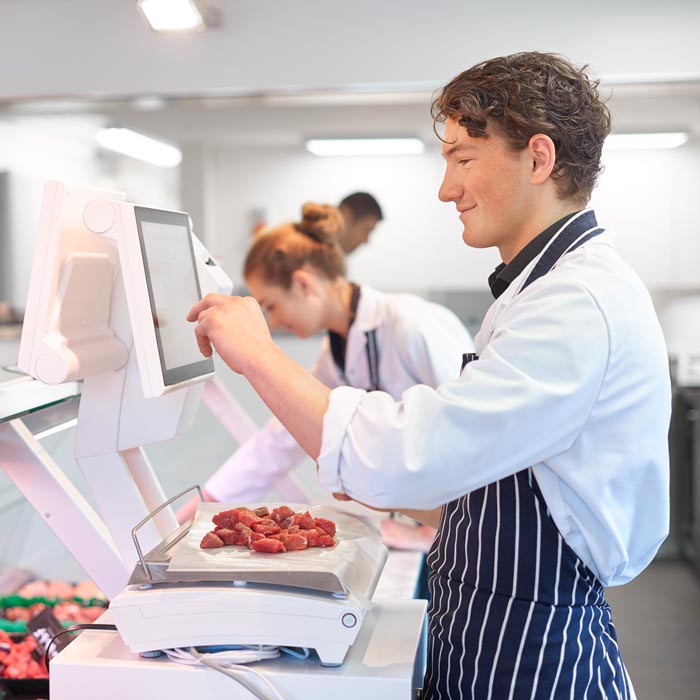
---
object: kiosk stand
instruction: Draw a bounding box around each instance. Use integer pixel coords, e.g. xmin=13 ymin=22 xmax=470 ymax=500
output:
xmin=12 ymin=181 xmax=426 ymax=699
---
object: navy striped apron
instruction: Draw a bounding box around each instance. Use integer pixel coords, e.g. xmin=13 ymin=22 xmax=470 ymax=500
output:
xmin=424 ymin=213 xmax=633 ymax=699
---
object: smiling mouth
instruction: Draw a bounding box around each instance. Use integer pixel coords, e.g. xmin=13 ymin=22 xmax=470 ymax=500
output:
xmin=459 ymin=206 xmax=476 ymax=219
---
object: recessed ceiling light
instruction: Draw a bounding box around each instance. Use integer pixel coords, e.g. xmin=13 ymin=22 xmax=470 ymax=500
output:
xmin=305 ymin=138 xmax=425 ymax=156
xmin=96 ymin=128 xmax=182 ymax=168
xmin=138 ymin=0 xmax=204 ymax=32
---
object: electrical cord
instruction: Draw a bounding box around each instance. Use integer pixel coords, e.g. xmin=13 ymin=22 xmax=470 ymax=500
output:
xmin=164 ymin=645 xmax=310 ymax=700
xmin=44 ymin=623 xmax=118 ymax=671
xmin=45 ymin=624 xmax=308 ymax=700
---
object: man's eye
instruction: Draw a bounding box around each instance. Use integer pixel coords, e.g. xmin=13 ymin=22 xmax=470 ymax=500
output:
xmin=459 ymin=159 xmax=472 ymax=166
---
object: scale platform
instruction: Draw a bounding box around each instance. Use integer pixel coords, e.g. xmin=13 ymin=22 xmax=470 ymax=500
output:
xmin=110 ymin=503 xmax=392 ymax=665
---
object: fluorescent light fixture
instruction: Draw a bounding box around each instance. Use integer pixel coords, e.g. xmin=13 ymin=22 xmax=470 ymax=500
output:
xmin=138 ymin=0 xmax=204 ymax=31
xmin=305 ymin=138 xmax=425 ymax=157
xmin=96 ymin=128 xmax=182 ymax=168
xmin=604 ymin=132 xmax=689 ymax=151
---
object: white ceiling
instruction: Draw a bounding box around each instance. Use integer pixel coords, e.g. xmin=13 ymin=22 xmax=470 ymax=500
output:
xmin=1 ymin=1 xmax=699 ymax=149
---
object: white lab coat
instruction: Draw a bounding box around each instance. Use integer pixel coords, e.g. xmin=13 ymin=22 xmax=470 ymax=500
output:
xmin=205 ymin=284 xmax=474 ymax=502
xmin=318 ymin=227 xmax=672 ymax=586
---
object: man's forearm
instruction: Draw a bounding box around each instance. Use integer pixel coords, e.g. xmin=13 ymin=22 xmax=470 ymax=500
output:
xmin=398 ymin=507 xmax=443 ymax=529
xmin=244 ymin=343 xmax=331 ymax=460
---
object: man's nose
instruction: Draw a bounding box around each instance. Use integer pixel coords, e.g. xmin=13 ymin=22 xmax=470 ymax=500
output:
xmin=438 ymin=172 xmax=457 ymax=203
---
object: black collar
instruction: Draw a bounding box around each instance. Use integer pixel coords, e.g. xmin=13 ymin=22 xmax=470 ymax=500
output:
xmin=329 ymin=283 xmax=361 ymax=371
xmin=488 ymin=211 xmax=583 ymax=299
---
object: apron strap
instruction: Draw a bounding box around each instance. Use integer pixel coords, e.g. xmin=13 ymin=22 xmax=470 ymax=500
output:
xmin=522 ymin=210 xmax=603 ymax=292
xmin=364 ymin=329 xmax=380 ymax=391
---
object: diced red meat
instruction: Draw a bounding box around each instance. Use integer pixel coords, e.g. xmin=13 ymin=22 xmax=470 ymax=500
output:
xmin=247 ymin=532 xmax=265 ymax=549
xmin=252 ymin=519 xmax=281 ymax=536
xmin=268 ymin=530 xmax=289 ymax=543
xmin=270 ymin=505 xmax=295 ymax=523
xmin=238 ymin=510 xmax=264 ymax=528
xmin=212 ymin=509 xmax=240 ymax=528
xmin=284 ymin=534 xmax=308 ymax=551
xmin=294 ymin=511 xmax=316 ymax=530
xmin=216 ymin=528 xmax=237 ymax=545
xmin=252 ymin=538 xmax=286 ymax=553
xmin=205 ymin=505 xmax=337 ymax=553
xmin=317 ymin=534 xmax=335 ymax=547
xmin=314 ymin=517 xmax=336 ymax=537
xmin=305 ymin=529 xmax=320 ymax=547
xmin=200 ymin=531 xmax=224 ymax=549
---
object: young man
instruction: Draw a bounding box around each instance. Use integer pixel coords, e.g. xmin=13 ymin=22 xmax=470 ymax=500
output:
xmin=337 ymin=191 xmax=383 ymax=253
xmin=188 ymin=52 xmax=671 ymax=698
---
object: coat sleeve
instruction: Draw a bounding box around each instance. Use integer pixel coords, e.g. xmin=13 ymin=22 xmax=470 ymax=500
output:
xmin=317 ymin=281 xmax=610 ymax=509
xmin=206 ymin=342 xmax=340 ymax=502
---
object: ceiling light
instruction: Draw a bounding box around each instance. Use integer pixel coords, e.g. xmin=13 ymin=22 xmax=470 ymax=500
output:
xmin=604 ymin=132 xmax=689 ymax=151
xmin=138 ymin=0 xmax=204 ymax=31
xmin=96 ymin=128 xmax=182 ymax=168
xmin=305 ymin=138 xmax=425 ymax=157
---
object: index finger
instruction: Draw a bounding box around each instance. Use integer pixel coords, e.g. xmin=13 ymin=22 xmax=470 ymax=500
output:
xmin=187 ymin=293 xmax=221 ymax=322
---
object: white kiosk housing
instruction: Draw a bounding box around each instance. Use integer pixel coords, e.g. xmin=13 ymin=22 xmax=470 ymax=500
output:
xmin=13 ymin=182 xmax=426 ymax=700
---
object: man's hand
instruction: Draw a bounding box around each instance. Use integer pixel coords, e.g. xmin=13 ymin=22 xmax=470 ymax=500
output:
xmin=187 ymin=294 xmax=274 ymax=374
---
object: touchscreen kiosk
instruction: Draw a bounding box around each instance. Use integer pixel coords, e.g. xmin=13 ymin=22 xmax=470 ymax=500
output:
xmin=16 ymin=181 xmax=230 ymax=591
xmin=135 ymin=207 xmax=214 ymax=387
xmin=19 ymin=181 xmax=214 ymax=398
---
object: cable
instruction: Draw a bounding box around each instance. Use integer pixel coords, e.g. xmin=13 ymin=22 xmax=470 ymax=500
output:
xmin=44 ymin=624 xmax=308 ymax=700
xmin=164 ymin=645 xmax=310 ymax=700
xmin=44 ymin=623 xmax=118 ymax=671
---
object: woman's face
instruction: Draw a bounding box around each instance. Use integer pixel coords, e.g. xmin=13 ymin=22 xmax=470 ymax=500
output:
xmin=246 ymin=271 xmax=325 ymax=338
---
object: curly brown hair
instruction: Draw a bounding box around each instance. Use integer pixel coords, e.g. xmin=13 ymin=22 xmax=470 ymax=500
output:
xmin=432 ymin=52 xmax=611 ymax=205
xmin=244 ymin=203 xmax=346 ymax=288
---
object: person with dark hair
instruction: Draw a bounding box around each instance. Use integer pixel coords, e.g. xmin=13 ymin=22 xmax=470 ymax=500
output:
xmin=337 ymin=191 xmax=383 ymax=253
xmin=188 ymin=52 xmax=670 ymax=698
xmin=177 ymin=201 xmax=473 ymax=531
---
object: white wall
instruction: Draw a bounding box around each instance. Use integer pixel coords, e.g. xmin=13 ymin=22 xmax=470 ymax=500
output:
xmin=0 ymin=115 xmax=181 ymax=309
xmin=188 ymin=141 xmax=700 ymax=296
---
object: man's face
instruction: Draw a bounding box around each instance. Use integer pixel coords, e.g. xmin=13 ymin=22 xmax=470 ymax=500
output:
xmin=438 ymin=118 xmax=534 ymax=262
xmin=339 ymin=213 xmax=379 ymax=254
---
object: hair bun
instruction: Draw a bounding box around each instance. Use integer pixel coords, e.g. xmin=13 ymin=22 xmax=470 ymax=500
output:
xmin=297 ymin=203 xmax=343 ymax=246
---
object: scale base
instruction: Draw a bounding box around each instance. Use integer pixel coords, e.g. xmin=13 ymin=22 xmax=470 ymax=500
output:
xmin=51 ymin=601 xmax=427 ymax=700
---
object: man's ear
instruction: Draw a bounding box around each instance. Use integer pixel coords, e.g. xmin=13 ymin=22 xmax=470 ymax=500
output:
xmin=528 ymin=133 xmax=556 ymax=185
xmin=291 ymin=268 xmax=316 ymax=297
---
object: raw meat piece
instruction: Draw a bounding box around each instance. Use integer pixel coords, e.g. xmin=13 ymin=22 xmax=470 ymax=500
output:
xmin=284 ymin=534 xmax=308 ymax=551
xmin=294 ymin=511 xmax=315 ymax=530
xmin=212 ymin=509 xmax=240 ymax=528
xmin=314 ymin=517 xmax=336 ymax=537
xmin=216 ymin=528 xmax=237 ymax=545
xmin=305 ymin=529 xmax=320 ymax=547
xmin=270 ymin=505 xmax=295 ymax=523
xmin=252 ymin=519 xmax=281 ymax=536
xmin=317 ymin=534 xmax=336 ymax=547
xmin=200 ymin=531 xmax=224 ymax=549
xmin=252 ymin=538 xmax=286 ymax=553
xmin=254 ymin=506 xmax=270 ymax=517
xmin=247 ymin=532 xmax=265 ymax=549
xmin=238 ymin=510 xmax=263 ymax=528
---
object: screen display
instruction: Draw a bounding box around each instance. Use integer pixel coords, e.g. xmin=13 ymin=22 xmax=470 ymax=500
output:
xmin=134 ymin=206 xmax=214 ymax=385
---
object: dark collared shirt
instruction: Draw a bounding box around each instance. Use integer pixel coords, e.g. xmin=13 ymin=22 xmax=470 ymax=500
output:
xmin=488 ymin=211 xmax=582 ymax=299
xmin=329 ymin=282 xmax=361 ymax=371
